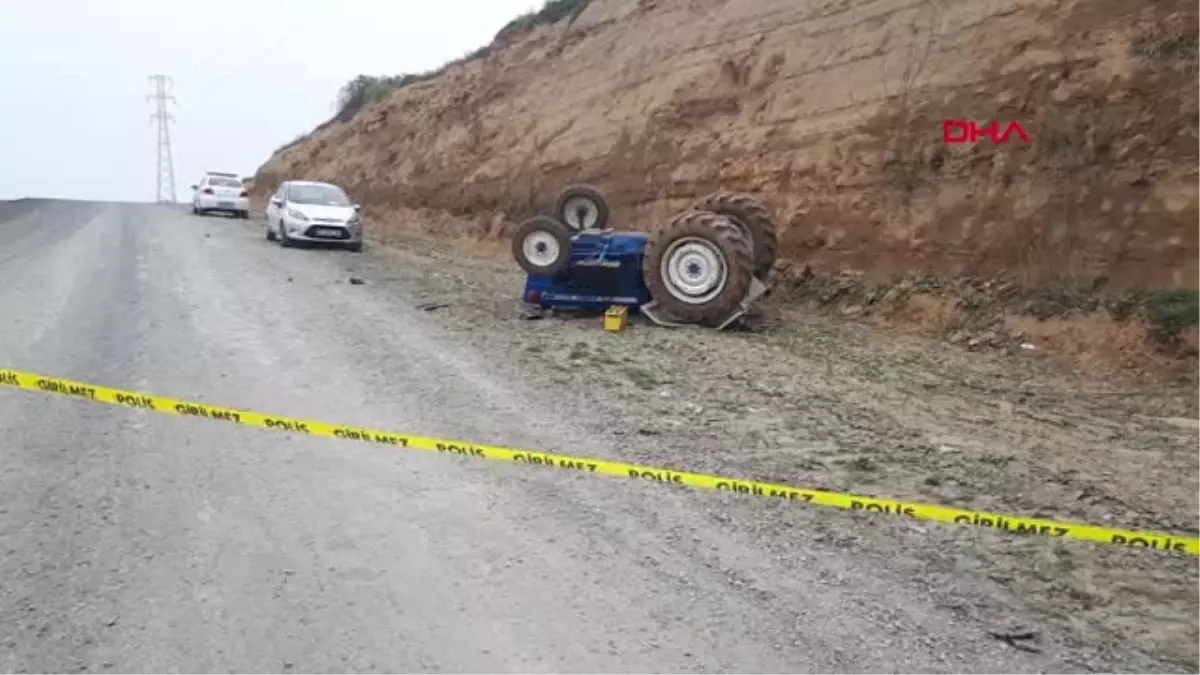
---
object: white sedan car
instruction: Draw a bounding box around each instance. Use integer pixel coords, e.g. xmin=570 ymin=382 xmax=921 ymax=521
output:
xmin=191 ymin=173 xmax=250 ymax=218
xmin=265 ymin=180 xmax=363 ymax=252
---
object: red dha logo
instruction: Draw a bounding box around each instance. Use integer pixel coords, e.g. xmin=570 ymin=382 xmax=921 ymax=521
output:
xmin=943 ymin=120 xmax=1030 ymax=145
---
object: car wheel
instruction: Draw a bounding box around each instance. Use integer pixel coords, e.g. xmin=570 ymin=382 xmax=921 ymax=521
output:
xmin=279 ymin=222 xmax=294 ymax=248
xmin=192 ymin=205 xmax=200 ymax=215
xmin=347 ymin=241 xmax=363 ymax=253
xmin=265 ymin=223 xmax=276 ymax=241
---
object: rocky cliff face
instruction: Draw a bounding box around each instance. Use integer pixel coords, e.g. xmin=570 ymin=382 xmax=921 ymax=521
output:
xmin=253 ymin=0 xmax=1198 ymax=290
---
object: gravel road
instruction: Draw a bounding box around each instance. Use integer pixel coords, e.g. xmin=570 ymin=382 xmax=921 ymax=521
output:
xmin=0 ymin=200 xmax=1193 ymax=673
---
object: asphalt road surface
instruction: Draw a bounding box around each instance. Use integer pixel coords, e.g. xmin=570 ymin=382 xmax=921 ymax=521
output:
xmin=0 ymin=200 xmax=1065 ymax=673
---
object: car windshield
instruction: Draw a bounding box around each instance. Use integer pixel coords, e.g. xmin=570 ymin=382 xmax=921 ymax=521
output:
xmin=208 ymin=177 xmax=242 ymax=188
xmin=288 ymin=184 xmax=350 ymax=206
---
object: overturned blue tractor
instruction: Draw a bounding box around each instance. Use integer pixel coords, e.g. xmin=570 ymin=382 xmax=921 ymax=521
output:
xmin=513 ymin=185 xmax=778 ymax=329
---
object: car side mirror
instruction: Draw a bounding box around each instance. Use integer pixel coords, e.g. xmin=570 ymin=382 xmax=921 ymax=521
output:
xmin=353 ymin=204 xmax=361 ymax=212
xmin=190 ymin=184 xmax=198 ymax=190
xmin=271 ymin=198 xmax=283 ymax=207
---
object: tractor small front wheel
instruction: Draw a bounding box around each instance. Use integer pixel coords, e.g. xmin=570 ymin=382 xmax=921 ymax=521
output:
xmin=512 ymin=216 xmax=572 ymax=276
xmin=554 ymin=184 xmax=610 ymax=232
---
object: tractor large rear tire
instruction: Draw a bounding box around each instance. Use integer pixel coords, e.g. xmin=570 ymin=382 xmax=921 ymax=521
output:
xmin=555 ymin=184 xmax=610 ymax=232
xmin=643 ymin=210 xmax=754 ymax=327
xmin=693 ymin=192 xmax=778 ymax=279
xmin=512 ymin=215 xmax=572 ymax=276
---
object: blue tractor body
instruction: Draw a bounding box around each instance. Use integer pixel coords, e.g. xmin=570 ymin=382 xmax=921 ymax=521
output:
xmin=521 ymin=230 xmax=652 ymax=313
xmin=514 ymin=185 xmax=775 ymax=328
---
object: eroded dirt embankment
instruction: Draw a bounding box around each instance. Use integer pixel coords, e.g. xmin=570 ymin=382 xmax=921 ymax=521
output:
xmin=253 ymin=0 xmax=1198 ymax=292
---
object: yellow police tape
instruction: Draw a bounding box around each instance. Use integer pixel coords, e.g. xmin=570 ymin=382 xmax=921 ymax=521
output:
xmin=2 ymin=368 xmax=1196 ymax=557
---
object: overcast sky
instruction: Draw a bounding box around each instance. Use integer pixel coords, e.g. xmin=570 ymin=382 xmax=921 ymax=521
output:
xmin=0 ymin=0 xmax=540 ymax=203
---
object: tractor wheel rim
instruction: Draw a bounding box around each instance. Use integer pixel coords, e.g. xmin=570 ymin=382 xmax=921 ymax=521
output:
xmin=562 ymin=196 xmax=600 ymax=230
xmin=661 ymin=237 xmax=727 ymax=305
xmin=522 ymin=231 xmax=560 ymax=267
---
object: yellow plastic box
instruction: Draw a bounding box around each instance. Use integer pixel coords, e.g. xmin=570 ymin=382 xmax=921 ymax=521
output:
xmin=603 ymin=305 xmax=628 ymax=332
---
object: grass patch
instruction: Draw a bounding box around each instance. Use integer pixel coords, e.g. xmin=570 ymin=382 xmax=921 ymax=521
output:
xmin=568 ymin=342 xmax=590 ymax=360
xmin=840 ymin=456 xmax=877 ymax=472
xmin=623 ymin=366 xmax=659 ymax=390
xmin=1143 ymin=290 xmax=1199 ymax=345
xmin=1132 ymin=34 xmax=1199 ymax=63
xmin=591 ymin=351 xmax=618 ymax=365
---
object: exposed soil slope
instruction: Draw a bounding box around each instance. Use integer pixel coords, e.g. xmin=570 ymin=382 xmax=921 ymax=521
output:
xmin=253 ymin=0 xmax=1198 ymax=291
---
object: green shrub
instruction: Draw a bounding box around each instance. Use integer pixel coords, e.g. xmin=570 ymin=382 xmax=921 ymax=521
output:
xmin=1132 ymin=34 xmax=1199 ymax=63
xmin=328 ymin=0 xmax=592 ymax=124
xmin=1143 ymin=290 xmax=1199 ymax=344
xmin=334 ymin=74 xmax=415 ymax=122
xmin=496 ymin=0 xmax=591 ymax=41
xmin=1132 ymin=32 xmax=1199 ymax=78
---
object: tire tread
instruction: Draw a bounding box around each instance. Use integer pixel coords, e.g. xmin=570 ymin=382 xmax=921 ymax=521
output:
xmin=642 ymin=210 xmax=754 ymax=326
xmin=694 ymin=192 xmax=778 ymax=278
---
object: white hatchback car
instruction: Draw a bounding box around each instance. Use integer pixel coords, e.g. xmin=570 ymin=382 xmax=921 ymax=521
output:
xmin=265 ymin=180 xmax=363 ymax=252
xmin=192 ymin=172 xmax=250 ymax=218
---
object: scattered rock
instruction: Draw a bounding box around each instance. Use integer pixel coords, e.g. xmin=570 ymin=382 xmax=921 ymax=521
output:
xmin=1159 ymin=416 xmax=1200 ymax=431
xmin=349 ymin=276 xmax=366 ymax=285
xmin=979 ymin=330 xmax=1000 ymax=347
xmin=842 ymin=304 xmax=865 ymax=317
xmin=818 ymin=288 xmax=843 ymax=304
xmin=948 ymin=330 xmax=969 ymax=345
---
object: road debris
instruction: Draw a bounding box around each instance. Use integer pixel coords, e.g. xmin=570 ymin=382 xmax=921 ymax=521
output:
xmin=989 ymin=630 xmax=1042 ymax=653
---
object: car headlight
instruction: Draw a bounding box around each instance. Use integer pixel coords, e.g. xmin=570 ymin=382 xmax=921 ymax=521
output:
xmin=286 ymin=208 xmax=309 ymax=221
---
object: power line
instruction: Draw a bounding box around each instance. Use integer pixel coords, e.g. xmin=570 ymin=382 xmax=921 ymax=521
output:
xmin=147 ymin=74 xmax=177 ymax=204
